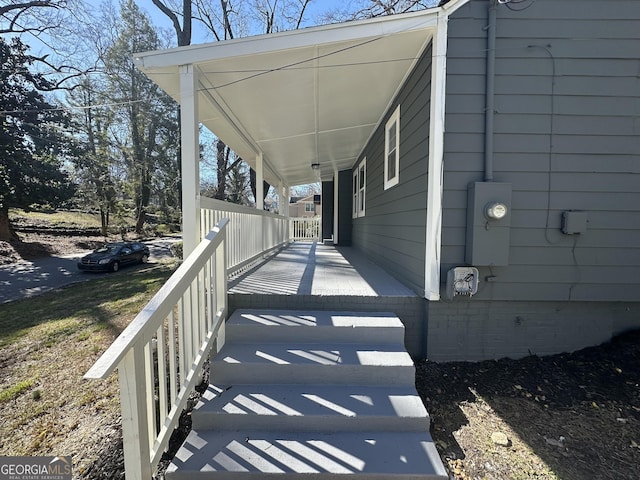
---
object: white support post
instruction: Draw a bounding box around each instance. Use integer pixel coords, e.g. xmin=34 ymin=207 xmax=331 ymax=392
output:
xmin=424 ymin=12 xmax=449 ymax=301
xmin=284 ymin=185 xmax=290 ymax=241
xmin=333 ymin=171 xmax=339 ymax=245
xmin=180 ymin=64 xmax=200 ymax=257
xmin=256 ymin=152 xmax=264 ymax=211
xmin=284 ymin=185 xmax=290 ymax=218
xmin=277 ymin=180 xmax=283 ymax=215
xmin=118 ymin=346 xmax=152 ymax=480
xmin=256 ymin=153 xmax=265 ymax=251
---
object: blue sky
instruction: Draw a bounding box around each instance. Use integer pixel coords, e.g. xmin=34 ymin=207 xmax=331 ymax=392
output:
xmin=135 ymin=0 xmax=352 ymax=45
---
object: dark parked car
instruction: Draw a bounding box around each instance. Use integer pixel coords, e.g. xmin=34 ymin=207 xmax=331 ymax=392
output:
xmin=77 ymin=242 xmax=150 ymax=272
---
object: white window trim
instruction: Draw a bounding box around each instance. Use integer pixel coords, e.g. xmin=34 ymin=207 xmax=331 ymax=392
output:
xmin=352 ymin=168 xmax=359 ymax=218
xmin=352 ymin=157 xmax=366 ymax=218
xmin=384 ymin=105 xmax=400 ymax=190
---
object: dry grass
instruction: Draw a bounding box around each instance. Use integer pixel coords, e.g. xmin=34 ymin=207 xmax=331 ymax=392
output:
xmin=10 ymin=209 xmax=105 ymax=229
xmin=0 ymin=264 xmax=175 ymax=478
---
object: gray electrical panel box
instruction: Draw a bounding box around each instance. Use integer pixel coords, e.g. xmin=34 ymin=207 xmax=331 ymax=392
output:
xmin=465 ymin=182 xmax=512 ymax=266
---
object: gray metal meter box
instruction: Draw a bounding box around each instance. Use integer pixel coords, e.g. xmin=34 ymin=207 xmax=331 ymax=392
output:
xmin=465 ymin=182 xmax=512 ymax=266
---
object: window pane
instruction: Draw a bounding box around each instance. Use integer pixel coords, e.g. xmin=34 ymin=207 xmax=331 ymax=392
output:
xmin=387 ymin=152 xmax=396 ymax=180
xmin=388 ymin=123 xmax=396 ymax=146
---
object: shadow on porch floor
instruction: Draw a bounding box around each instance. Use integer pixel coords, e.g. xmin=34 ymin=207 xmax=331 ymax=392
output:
xmin=229 ymin=241 xmax=416 ymax=297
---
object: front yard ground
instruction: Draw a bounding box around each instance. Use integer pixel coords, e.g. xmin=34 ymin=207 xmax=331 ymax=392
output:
xmin=417 ymin=330 xmax=640 ymax=480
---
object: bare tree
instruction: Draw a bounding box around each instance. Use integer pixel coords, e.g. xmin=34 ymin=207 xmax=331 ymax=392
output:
xmin=251 ymin=0 xmax=312 ymax=33
xmin=150 ymin=0 xmax=192 ymax=45
xmin=320 ymin=0 xmax=438 ymax=23
xmin=0 ymin=0 xmax=69 ymax=35
xmin=0 ymin=1 xmax=98 ymax=82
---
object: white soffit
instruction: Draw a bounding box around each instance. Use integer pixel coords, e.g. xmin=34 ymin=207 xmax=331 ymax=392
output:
xmin=134 ymin=9 xmax=440 ymax=186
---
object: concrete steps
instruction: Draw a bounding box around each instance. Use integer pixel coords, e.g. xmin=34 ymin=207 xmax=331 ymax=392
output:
xmin=165 ymin=310 xmax=447 ymax=479
xmin=192 ymin=384 xmax=430 ymax=432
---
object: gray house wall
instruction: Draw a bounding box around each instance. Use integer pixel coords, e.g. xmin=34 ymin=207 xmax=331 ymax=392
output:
xmin=337 ymin=170 xmax=353 ymax=246
xmin=428 ymin=0 xmax=640 ymax=360
xmin=351 ymin=42 xmax=433 ymax=295
xmin=321 ymin=180 xmax=334 ymax=241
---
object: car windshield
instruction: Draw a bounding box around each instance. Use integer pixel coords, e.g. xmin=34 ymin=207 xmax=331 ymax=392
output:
xmin=95 ymin=245 xmax=120 ymax=254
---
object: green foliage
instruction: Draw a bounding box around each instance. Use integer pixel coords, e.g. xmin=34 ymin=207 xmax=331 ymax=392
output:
xmin=0 ymin=37 xmax=76 ymax=215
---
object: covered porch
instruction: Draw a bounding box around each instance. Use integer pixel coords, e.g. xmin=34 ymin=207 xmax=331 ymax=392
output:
xmin=132 ymin=5 xmax=456 ymax=289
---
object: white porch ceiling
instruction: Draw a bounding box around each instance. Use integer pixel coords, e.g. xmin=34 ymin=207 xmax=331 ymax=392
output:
xmin=133 ymin=9 xmax=439 ymax=187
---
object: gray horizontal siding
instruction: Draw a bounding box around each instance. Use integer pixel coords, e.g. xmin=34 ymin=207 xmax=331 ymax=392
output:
xmin=441 ymin=0 xmax=640 ymax=302
xmin=351 ymin=42 xmax=433 ymax=296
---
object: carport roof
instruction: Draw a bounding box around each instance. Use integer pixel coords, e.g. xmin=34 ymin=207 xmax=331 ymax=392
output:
xmin=133 ymin=8 xmax=446 ymax=186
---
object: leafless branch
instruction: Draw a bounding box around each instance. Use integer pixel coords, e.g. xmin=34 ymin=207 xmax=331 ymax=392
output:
xmin=294 ymin=0 xmax=311 ymax=29
xmin=0 ymin=0 xmax=65 ymax=34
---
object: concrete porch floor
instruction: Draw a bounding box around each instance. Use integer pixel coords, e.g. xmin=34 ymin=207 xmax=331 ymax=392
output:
xmin=229 ymin=242 xmax=416 ymax=297
xmin=228 ymin=242 xmax=427 ymax=359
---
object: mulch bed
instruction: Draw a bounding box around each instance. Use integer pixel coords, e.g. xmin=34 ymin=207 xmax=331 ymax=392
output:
xmin=416 ymin=329 xmax=640 ymax=480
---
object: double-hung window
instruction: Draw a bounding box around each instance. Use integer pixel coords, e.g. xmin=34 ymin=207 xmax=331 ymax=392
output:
xmin=352 ymin=158 xmax=366 ymax=218
xmin=384 ymin=105 xmax=400 ymax=190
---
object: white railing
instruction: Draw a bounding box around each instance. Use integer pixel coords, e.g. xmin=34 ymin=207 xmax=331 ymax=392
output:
xmin=200 ymin=196 xmax=290 ymax=275
xmin=84 ymin=219 xmax=229 ymax=480
xmin=290 ymin=217 xmax=321 ymax=241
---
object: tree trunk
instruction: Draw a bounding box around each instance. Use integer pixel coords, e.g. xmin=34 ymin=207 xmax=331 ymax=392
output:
xmin=0 ymin=208 xmax=18 ymax=242
xmin=250 ymin=168 xmax=271 ymax=207
xmin=135 ymin=206 xmax=146 ymax=234
xmin=215 ymin=139 xmax=227 ymax=200
xmin=100 ymin=208 xmax=108 ymax=237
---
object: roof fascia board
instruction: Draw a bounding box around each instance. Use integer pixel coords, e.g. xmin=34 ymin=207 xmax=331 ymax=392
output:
xmin=440 ymin=0 xmax=473 ymax=15
xmin=133 ymin=9 xmax=440 ymax=70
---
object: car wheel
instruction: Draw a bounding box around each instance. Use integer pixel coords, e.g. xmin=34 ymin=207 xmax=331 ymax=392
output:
xmin=111 ymin=261 xmax=120 ymax=273
xmin=141 ymin=254 xmax=149 ymax=264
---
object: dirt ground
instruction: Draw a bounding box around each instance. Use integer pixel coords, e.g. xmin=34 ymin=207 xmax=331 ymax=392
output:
xmin=0 ymin=223 xmax=118 ymax=265
xmin=2 ymin=231 xmax=639 ymax=479
xmin=416 ymin=331 xmax=640 ymax=480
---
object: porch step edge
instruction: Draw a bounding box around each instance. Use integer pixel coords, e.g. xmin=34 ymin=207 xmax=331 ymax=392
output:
xmin=226 ymin=309 xmax=406 ymax=345
xmin=211 ymin=342 xmax=416 ymax=386
xmin=192 ymin=384 xmax=430 ymax=432
xmin=165 ymin=430 xmax=448 ymax=480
